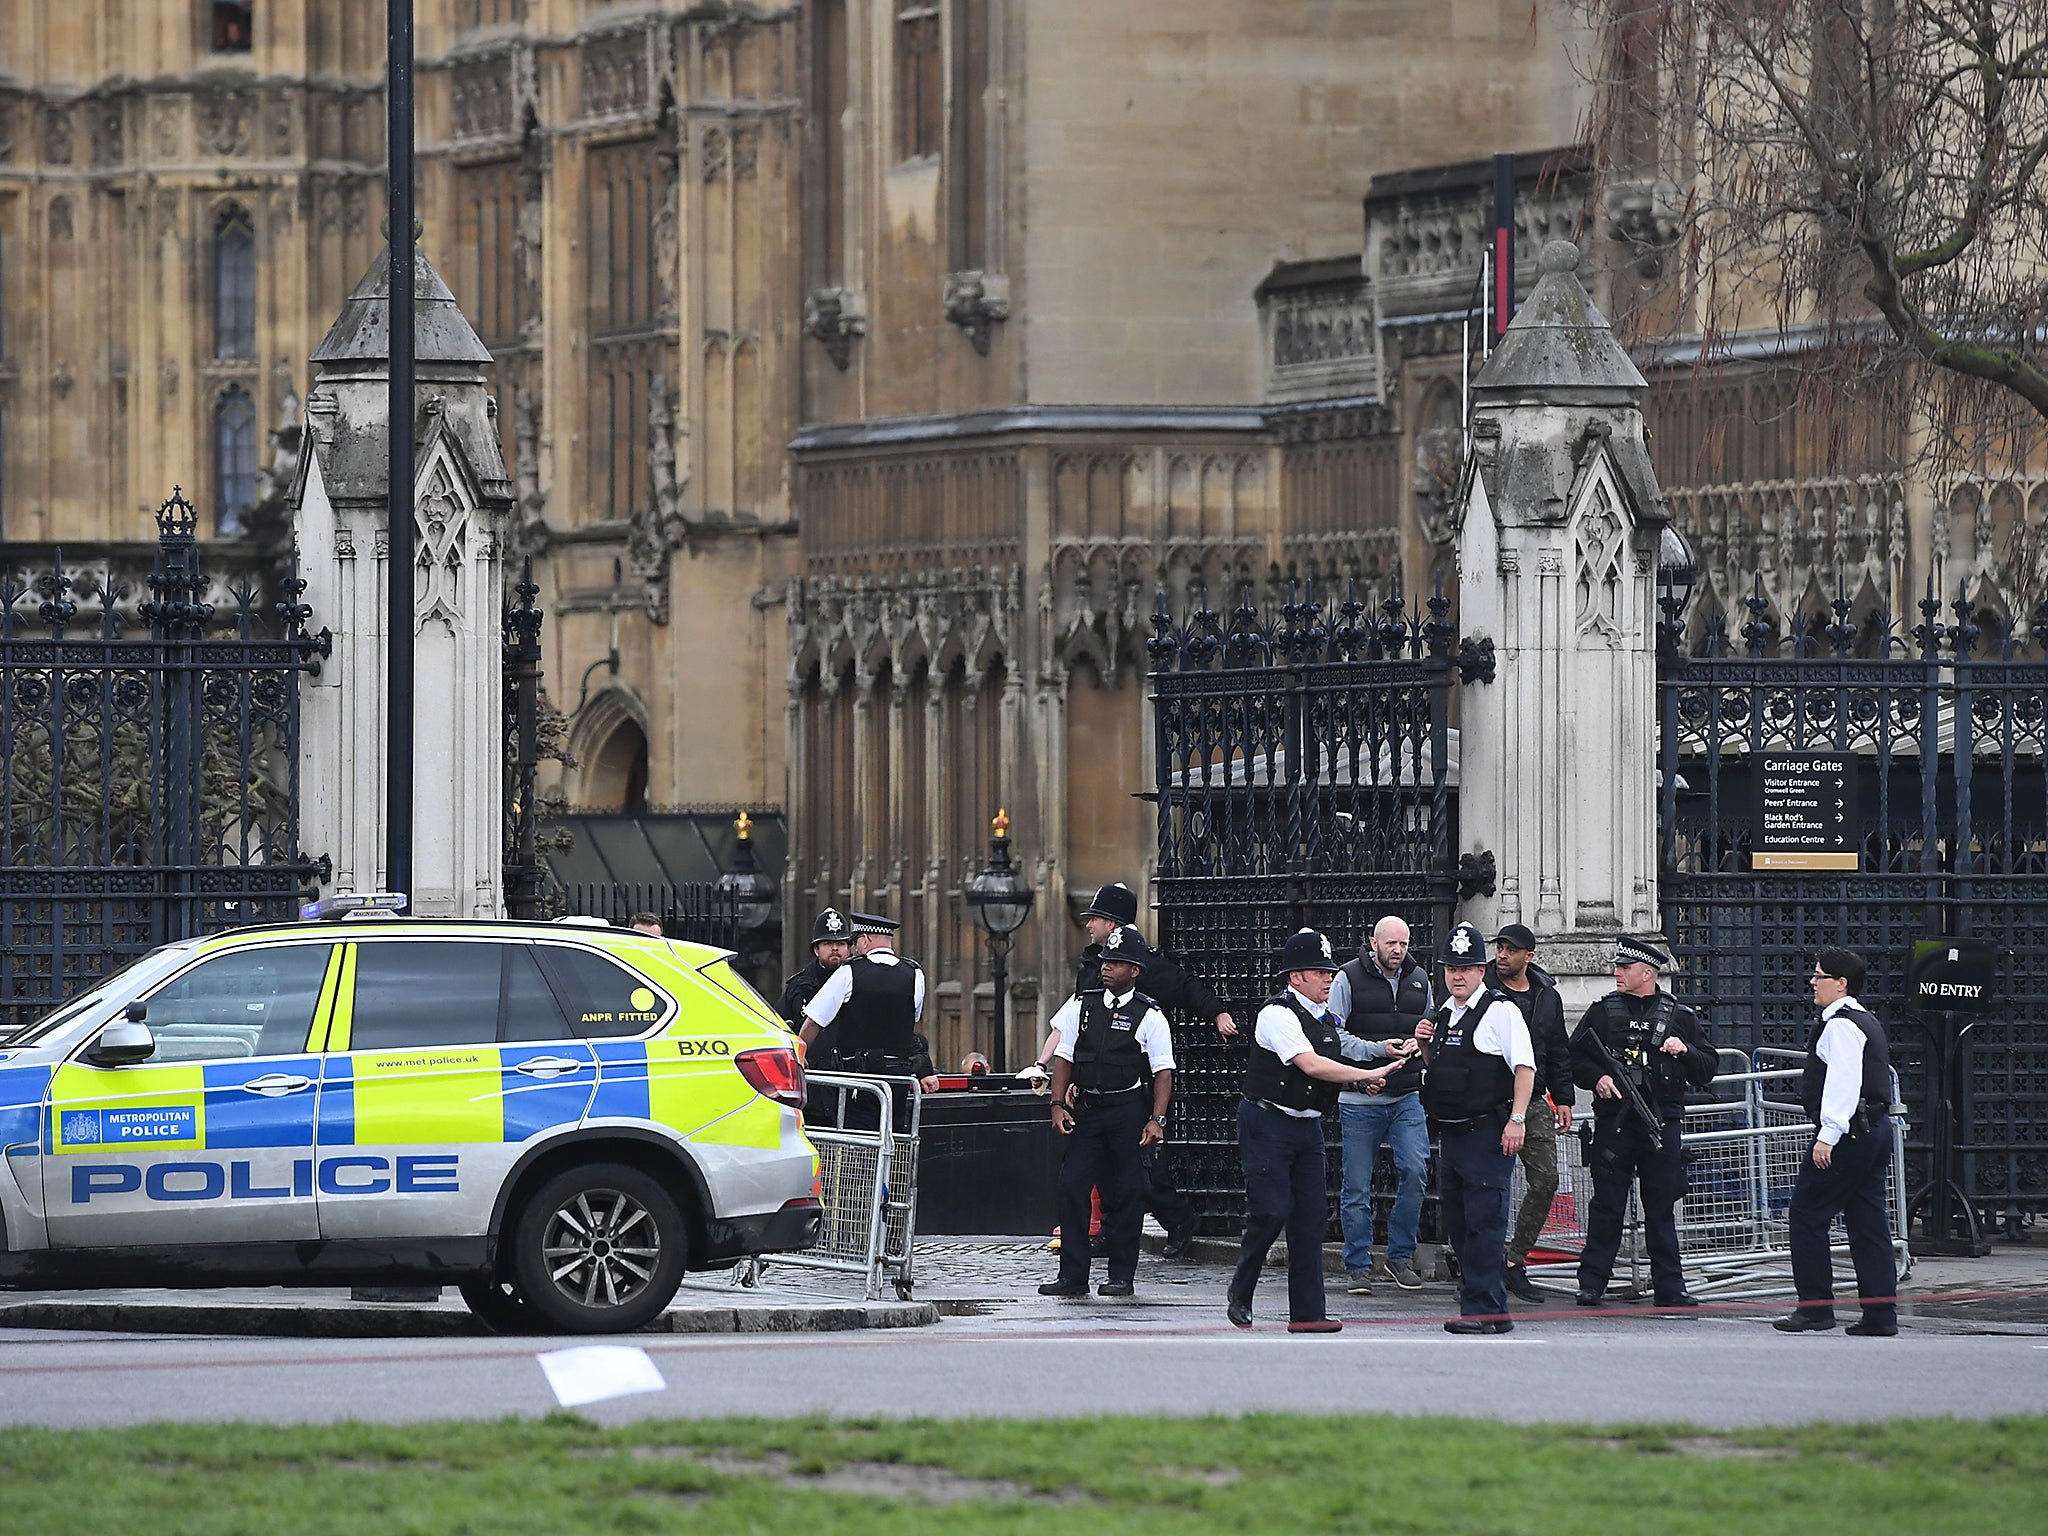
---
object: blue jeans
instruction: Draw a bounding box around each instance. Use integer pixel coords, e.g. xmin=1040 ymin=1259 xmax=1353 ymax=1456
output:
xmin=1338 ymin=1092 xmax=1429 ymax=1272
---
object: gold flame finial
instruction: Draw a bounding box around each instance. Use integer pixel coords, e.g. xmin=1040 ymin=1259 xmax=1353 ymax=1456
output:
xmin=991 ymin=807 xmax=1009 ymax=839
xmin=735 ymin=809 xmax=753 ymax=841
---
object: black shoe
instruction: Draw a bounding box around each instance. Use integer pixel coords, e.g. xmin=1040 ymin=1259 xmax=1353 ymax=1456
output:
xmin=1654 ymin=1293 xmax=1702 ymax=1309
xmin=1226 ymin=1294 xmax=1253 ymax=1329
xmin=1504 ymin=1265 xmax=1547 ymax=1304
xmin=1162 ymin=1224 xmax=1195 ymax=1260
xmin=1037 ymin=1280 xmax=1089 ymax=1298
xmin=1442 ymin=1317 xmax=1493 ymax=1334
xmin=1845 ymin=1317 xmax=1898 ymax=1337
xmin=1574 ymin=1289 xmax=1605 ymax=1308
xmin=1288 ymin=1318 xmax=1342 ymax=1334
xmin=1772 ymin=1310 xmax=1838 ymax=1333
xmin=1097 ymin=1280 xmax=1135 ymax=1298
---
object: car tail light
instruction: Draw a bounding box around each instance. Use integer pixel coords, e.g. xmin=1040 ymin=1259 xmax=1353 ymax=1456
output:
xmin=735 ymin=1046 xmax=806 ymax=1110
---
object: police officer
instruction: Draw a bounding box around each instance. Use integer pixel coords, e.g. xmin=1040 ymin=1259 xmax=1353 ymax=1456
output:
xmin=1570 ymin=935 xmax=1717 ymax=1308
xmin=1419 ymin=921 xmax=1536 ymax=1334
xmin=1775 ymin=946 xmax=1900 ymax=1336
xmin=1038 ymin=924 xmax=1176 ymax=1299
xmin=800 ymin=913 xmax=938 ymax=1095
xmin=1052 ymin=880 xmax=1235 ymax=1257
xmin=776 ymin=907 xmax=854 ymax=1040
xmin=1228 ymin=929 xmax=1406 ymax=1333
xmin=1487 ymin=923 xmax=1573 ymax=1303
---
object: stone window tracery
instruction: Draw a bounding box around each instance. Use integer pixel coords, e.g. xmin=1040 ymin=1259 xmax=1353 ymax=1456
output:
xmin=213 ymin=206 xmax=256 ymax=360
xmin=211 ymin=1 xmax=253 ymax=54
xmin=213 ymin=385 xmax=257 ymax=537
xmin=895 ymin=4 xmax=942 ymax=161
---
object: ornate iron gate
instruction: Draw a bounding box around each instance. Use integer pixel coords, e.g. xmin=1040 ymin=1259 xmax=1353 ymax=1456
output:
xmin=0 ymin=490 xmax=328 ymax=1031
xmin=1658 ymin=582 xmax=2048 ymax=1232
xmin=1148 ymin=581 xmax=1470 ymax=1229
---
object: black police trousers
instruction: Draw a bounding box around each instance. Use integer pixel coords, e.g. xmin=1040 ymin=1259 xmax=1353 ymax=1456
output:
xmin=1577 ymin=1111 xmax=1689 ymax=1301
xmin=1231 ymin=1099 xmax=1330 ymax=1323
xmin=1055 ymin=1095 xmax=1149 ymax=1286
xmin=1437 ymin=1122 xmax=1514 ymax=1319
xmin=1787 ymin=1118 xmax=1898 ymax=1324
xmin=1143 ymin=1144 xmax=1197 ymax=1234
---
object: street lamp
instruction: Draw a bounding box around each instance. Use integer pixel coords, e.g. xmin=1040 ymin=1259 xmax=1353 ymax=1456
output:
xmin=717 ymin=811 xmax=779 ymax=933
xmin=966 ymin=807 xmax=1035 ymax=1072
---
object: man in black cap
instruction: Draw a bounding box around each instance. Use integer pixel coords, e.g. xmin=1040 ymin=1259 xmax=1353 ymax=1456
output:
xmin=776 ymin=907 xmax=854 ymax=1049
xmin=1038 ymin=924 xmax=1177 ymax=1299
xmin=1419 ymin=921 xmax=1536 ymax=1334
xmin=1228 ymin=928 xmax=1408 ymax=1332
xmin=1049 ymin=880 xmax=1236 ymax=1257
xmin=1486 ymin=923 xmax=1573 ymax=1303
xmin=1775 ymin=946 xmax=1900 ymax=1337
xmin=1569 ymin=935 xmax=1717 ymax=1308
xmin=801 ymin=912 xmax=938 ymax=1094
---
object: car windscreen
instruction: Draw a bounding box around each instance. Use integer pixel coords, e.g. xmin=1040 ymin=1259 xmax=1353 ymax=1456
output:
xmin=8 ymin=946 xmax=196 ymax=1047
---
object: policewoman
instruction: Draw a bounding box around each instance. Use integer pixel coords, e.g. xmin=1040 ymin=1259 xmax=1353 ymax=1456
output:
xmin=1775 ymin=946 xmax=1900 ymax=1336
xmin=1038 ymin=924 xmax=1175 ymax=1299
xmin=1419 ymin=921 xmax=1536 ymax=1334
xmin=1228 ymin=928 xmax=1406 ymax=1332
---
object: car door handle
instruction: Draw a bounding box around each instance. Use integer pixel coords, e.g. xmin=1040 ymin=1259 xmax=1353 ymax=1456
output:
xmin=512 ymin=1056 xmax=589 ymax=1079
xmin=241 ymin=1073 xmax=314 ymax=1097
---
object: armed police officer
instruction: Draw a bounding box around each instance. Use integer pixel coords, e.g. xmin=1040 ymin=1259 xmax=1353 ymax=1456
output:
xmin=777 ymin=907 xmax=854 ymax=1041
xmin=1329 ymin=915 xmax=1433 ymax=1295
xmin=1775 ymin=946 xmax=1900 ymax=1337
xmin=1038 ymin=924 xmax=1176 ymax=1299
xmin=800 ymin=913 xmax=938 ymax=1126
xmin=1487 ymin=924 xmax=1572 ymax=1304
xmin=1228 ymin=929 xmax=1407 ymax=1333
xmin=1570 ymin=936 xmax=1717 ymax=1309
xmin=1419 ymin=922 xmax=1536 ymax=1334
xmin=1045 ymin=880 xmax=1236 ymax=1257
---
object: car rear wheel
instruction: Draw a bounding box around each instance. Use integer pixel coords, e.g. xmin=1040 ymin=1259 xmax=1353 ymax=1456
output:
xmin=510 ymin=1162 xmax=687 ymax=1334
xmin=459 ymin=1276 xmax=540 ymax=1335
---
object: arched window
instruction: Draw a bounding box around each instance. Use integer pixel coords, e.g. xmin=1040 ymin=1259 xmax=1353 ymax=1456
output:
xmin=212 ymin=2 xmax=253 ymax=53
xmin=214 ymin=207 xmax=256 ymax=359
xmin=214 ymin=386 xmax=258 ymax=536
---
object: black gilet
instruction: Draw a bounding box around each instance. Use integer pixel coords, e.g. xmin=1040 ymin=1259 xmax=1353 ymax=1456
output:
xmin=1071 ymin=989 xmax=1157 ymax=1093
xmin=1801 ymin=1004 xmax=1893 ymax=1125
xmin=833 ymin=952 xmax=921 ymax=1058
xmin=1339 ymin=956 xmax=1430 ymax=1097
xmin=1245 ymin=992 xmax=1344 ymax=1114
xmin=1421 ymin=990 xmax=1516 ymax=1123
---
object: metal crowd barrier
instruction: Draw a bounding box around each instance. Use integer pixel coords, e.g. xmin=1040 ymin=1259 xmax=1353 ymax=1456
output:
xmin=737 ymin=1072 xmax=923 ymax=1301
xmin=1521 ymin=1047 xmax=1912 ymax=1299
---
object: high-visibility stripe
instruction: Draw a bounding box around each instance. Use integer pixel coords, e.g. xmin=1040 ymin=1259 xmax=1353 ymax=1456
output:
xmin=325 ymin=945 xmax=359 ymax=1053
xmin=348 ymin=1048 xmax=501 ymax=1147
xmin=692 ymin=1097 xmax=781 ymax=1150
xmin=202 ymin=1058 xmax=319 ymax=1148
xmin=316 ymin=1055 xmax=354 ymax=1145
xmin=307 ymin=945 xmax=346 ymax=1052
xmin=589 ymin=1041 xmax=652 ymax=1120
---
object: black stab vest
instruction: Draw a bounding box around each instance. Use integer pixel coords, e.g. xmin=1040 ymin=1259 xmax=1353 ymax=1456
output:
xmin=1421 ymin=990 xmax=1516 ymax=1124
xmin=833 ymin=953 xmax=920 ymax=1060
xmin=1801 ymin=1004 xmax=1893 ymax=1127
xmin=1072 ymin=989 xmax=1157 ymax=1093
xmin=1245 ymin=992 xmax=1344 ymax=1114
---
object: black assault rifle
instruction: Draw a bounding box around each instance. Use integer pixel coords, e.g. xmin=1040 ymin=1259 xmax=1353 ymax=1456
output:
xmin=1575 ymin=1024 xmax=1664 ymax=1151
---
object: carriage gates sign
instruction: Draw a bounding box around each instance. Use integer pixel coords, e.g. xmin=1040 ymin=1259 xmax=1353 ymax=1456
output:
xmin=1754 ymin=754 xmax=1858 ymax=871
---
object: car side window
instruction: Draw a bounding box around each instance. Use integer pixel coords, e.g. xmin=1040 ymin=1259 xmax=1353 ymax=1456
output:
xmin=136 ymin=943 xmax=335 ymax=1062
xmin=502 ymin=944 xmax=574 ymax=1042
xmin=347 ymin=942 xmax=501 ymax=1050
xmin=536 ymin=947 xmax=668 ymax=1038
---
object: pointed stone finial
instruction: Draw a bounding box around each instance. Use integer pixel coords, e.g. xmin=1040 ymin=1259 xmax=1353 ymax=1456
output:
xmin=1473 ymin=238 xmax=1645 ymax=397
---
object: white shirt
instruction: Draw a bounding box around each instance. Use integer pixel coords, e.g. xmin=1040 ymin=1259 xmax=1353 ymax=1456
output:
xmin=1254 ymin=986 xmax=1340 ymax=1118
xmin=1049 ymin=990 xmax=1175 ymax=1074
xmin=802 ymin=949 xmax=925 ymax=1028
xmin=1447 ymin=991 xmax=1535 ymax=1072
xmin=1814 ymin=995 xmax=1876 ymax=1146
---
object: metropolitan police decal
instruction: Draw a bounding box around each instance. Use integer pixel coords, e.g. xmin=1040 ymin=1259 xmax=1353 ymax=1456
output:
xmin=57 ymin=1104 xmax=200 ymax=1150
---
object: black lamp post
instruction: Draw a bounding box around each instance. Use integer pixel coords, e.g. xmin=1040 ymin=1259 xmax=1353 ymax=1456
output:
xmin=1657 ymin=523 xmax=1698 ymax=659
xmin=966 ymin=808 xmax=1035 ymax=1073
xmin=718 ymin=811 xmax=779 ymax=932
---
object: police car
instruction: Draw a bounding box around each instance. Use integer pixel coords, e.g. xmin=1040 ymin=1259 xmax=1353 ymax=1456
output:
xmin=0 ymin=895 xmax=822 ymax=1334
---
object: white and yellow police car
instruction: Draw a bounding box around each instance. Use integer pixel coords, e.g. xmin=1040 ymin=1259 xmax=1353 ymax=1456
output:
xmin=0 ymin=895 xmax=821 ymax=1333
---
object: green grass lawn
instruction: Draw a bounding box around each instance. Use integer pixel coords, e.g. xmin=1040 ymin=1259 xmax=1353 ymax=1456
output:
xmin=7 ymin=1413 xmax=2044 ymax=1535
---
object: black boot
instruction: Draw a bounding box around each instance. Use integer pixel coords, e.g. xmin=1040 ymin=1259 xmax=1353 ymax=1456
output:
xmin=1504 ymin=1264 xmax=1547 ymax=1304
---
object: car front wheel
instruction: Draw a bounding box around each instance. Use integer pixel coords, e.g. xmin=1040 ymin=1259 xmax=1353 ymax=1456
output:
xmin=510 ymin=1163 xmax=687 ymax=1334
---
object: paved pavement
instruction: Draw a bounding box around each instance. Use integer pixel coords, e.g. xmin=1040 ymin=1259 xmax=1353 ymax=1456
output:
xmin=1 ymin=1233 xmax=2045 ymax=1427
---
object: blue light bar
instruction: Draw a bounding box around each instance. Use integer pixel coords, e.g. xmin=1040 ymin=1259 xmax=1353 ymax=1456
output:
xmin=300 ymin=891 xmax=410 ymax=921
